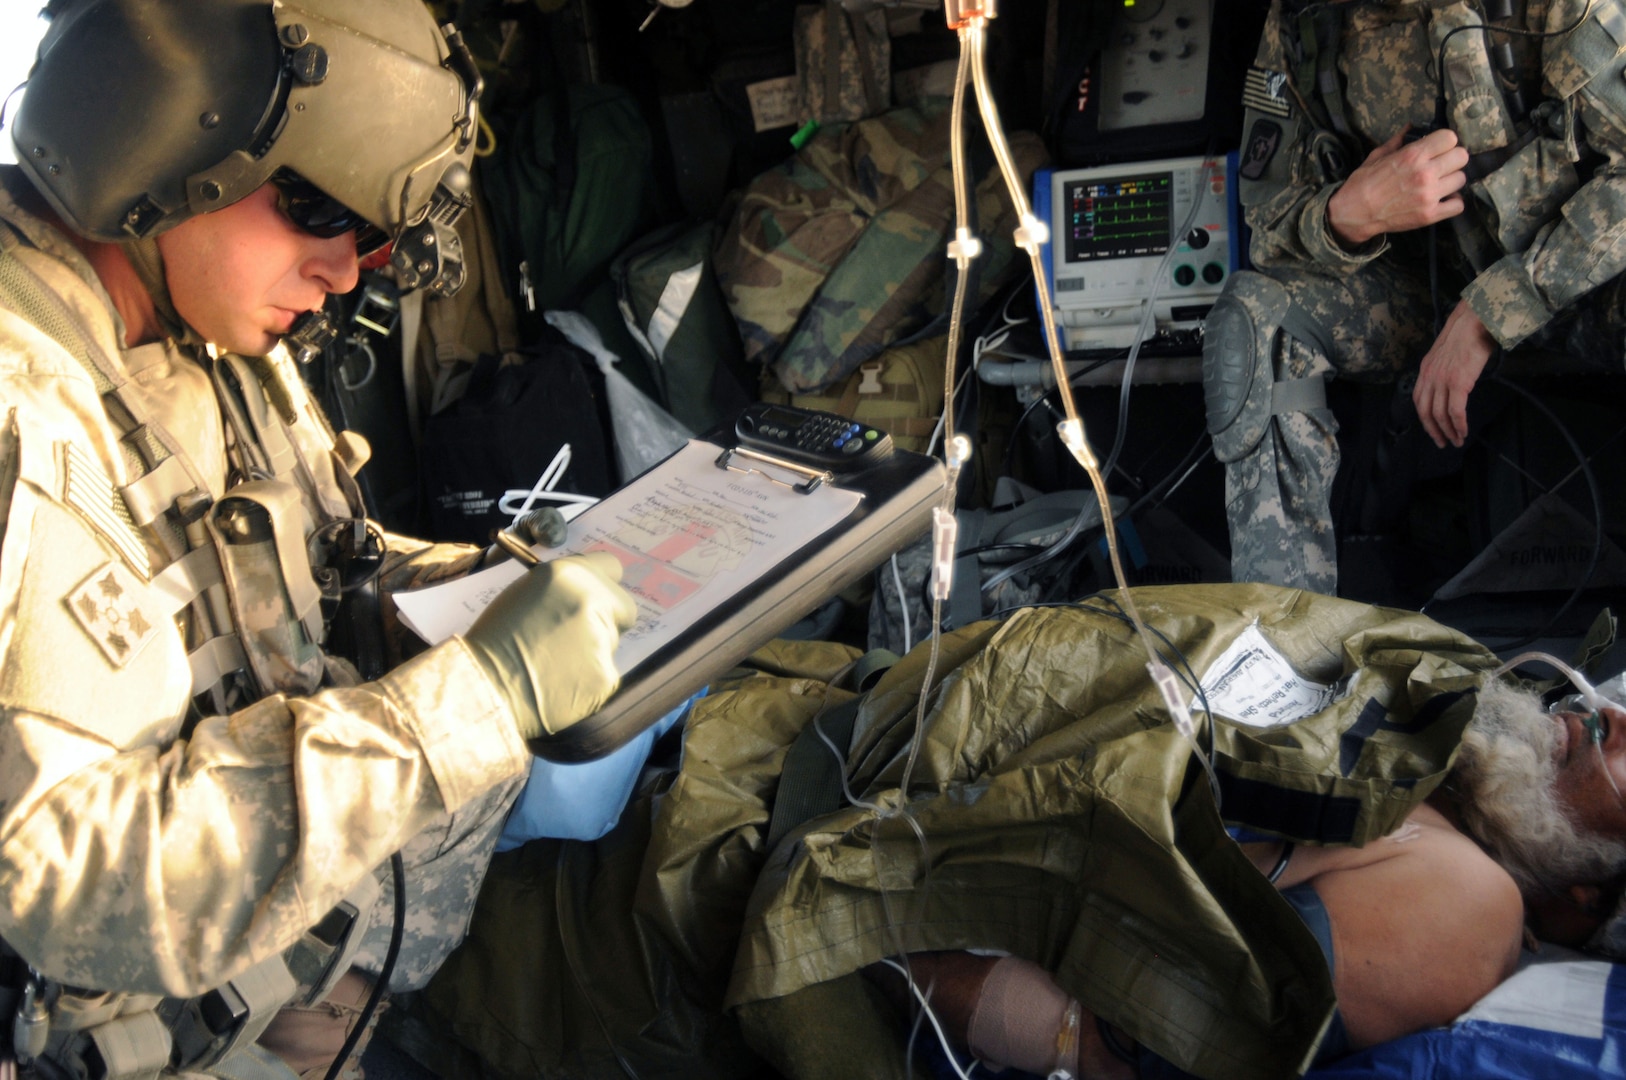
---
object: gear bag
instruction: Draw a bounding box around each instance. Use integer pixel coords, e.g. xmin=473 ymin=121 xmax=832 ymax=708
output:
xmin=417 ymin=325 xmax=614 ymax=546
xmin=793 ymin=2 xmax=891 ymax=125
xmin=610 ymin=221 xmax=754 ymax=436
xmin=481 ymin=83 xmax=662 ymax=346
xmin=760 ymin=333 xmax=949 ymax=455
xmin=714 ymin=104 xmax=1047 ymax=394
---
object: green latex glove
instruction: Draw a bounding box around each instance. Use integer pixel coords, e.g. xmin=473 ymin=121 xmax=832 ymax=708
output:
xmin=463 ymin=552 xmax=638 ymax=739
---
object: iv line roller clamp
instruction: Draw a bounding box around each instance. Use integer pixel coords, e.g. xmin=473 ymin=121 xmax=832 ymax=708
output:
xmin=525 ymin=402 xmax=947 ymax=763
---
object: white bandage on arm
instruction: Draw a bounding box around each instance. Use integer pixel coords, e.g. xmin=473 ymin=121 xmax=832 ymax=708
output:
xmin=966 ymin=956 xmax=1082 ymax=1078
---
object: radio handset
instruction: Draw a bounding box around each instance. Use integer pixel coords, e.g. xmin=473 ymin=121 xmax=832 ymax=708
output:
xmin=734 ymin=403 xmax=895 ymax=470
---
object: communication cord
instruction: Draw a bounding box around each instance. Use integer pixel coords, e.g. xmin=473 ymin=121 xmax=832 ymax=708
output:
xmin=1414 ymin=0 xmax=1596 ymax=327
xmin=322 ymin=853 xmax=404 ymax=1080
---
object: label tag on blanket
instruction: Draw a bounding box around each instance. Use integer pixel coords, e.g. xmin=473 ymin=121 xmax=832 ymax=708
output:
xmin=1198 ymin=623 xmax=1338 ymax=727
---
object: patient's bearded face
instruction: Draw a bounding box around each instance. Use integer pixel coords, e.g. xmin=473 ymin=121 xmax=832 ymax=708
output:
xmin=1452 ymin=679 xmax=1626 ymax=897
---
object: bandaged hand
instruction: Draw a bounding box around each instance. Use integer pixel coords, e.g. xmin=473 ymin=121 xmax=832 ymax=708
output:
xmin=1327 ymin=127 xmax=1469 ymax=246
xmin=462 ymin=552 xmax=638 ymax=740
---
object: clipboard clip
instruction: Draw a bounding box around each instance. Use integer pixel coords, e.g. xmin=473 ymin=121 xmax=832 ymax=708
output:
xmin=715 ymin=446 xmax=835 ymax=494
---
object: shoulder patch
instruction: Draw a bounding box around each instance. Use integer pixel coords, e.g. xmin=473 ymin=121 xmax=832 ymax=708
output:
xmin=64 ymin=560 xmax=161 ymax=668
xmin=1243 ymin=67 xmax=1293 ymax=119
xmin=1240 ymin=119 xmax=1286 ymax=182
xmin=61 ymin=440 xmax=149 ymax=577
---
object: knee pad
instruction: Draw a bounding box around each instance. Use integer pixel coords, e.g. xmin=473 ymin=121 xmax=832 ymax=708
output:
xmin=1203 ymin=271 xmax=1293 ymax=464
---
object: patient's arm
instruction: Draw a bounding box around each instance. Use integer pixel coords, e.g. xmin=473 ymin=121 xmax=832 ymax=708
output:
xmin=1240 ymin=802 xmax=1525 ymax=1048
xmin=869 ymin=804 xmax=1525 ymax=1074
xmin=863 ymin=952 xmax=1133 ymax=1080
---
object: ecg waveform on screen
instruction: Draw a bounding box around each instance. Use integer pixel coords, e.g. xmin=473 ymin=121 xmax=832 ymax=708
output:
xmin=1066 ymin=173 xmax=1174 ymax=263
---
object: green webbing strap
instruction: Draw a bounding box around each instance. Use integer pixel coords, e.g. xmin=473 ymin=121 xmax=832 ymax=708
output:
xmin=1314 ymin=12 xmax=1354 ymax=137
xmin=1292 ymin=7 xmax=1352 ymax=137
xmin=766 ymin=694 xmax=868 ymax=852
xmin=0 ymin=246 xmax=159 ymax=538
xmin=1271 ymin=375 xmax=1328 ymax=414
xmin=851 ymin=648 xmax=900 ymax=693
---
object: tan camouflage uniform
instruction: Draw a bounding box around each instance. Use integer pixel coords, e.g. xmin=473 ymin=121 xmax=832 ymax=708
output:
xmin=0 ymin=175 xmax=527 ymax=1076
xmin=1215 ymin=0 xmax=1626 ymax=592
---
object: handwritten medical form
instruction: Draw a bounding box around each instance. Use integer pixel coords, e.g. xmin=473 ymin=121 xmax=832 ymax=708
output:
xmin=394 ymin=439 xmax=864 ymax=673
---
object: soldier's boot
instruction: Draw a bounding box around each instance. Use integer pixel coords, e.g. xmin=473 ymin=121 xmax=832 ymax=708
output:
xmin=1202 ymin=271 xmax=1340 ymax=593
xmin=256 ymin=968 xmax=386 ymax=1080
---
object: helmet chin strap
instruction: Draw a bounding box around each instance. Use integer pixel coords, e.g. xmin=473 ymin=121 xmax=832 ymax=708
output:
xmin=119 ymin=236 xmax=206 ymax=349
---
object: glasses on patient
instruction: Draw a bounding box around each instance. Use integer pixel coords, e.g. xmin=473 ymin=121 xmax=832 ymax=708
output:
xmin=269 ymin=170 xmax=389 ymax=256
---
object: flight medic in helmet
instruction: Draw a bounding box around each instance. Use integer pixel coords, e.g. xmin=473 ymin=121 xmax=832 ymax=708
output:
xmin=0 ymin=1 xmax=637 ymax=1076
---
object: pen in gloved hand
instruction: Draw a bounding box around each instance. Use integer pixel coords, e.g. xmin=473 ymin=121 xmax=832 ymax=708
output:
xmin=494 ymin=528 xmax=542 ymax=567
xmin=488 ymin=505 xmax=569 ymax=568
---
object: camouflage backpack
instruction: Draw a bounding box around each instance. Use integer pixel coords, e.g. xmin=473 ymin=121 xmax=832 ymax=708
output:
xmin=714 ymin=104 xmax=1048 ymax=394
xmin=793 ymin=2 xmax=890 ymax=125
xmin=759 ymin=333 xmax=949 ymax=454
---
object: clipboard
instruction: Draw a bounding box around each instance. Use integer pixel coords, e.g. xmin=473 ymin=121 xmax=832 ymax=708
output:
xmin=525 ymin=404 xmax=946 ymax=762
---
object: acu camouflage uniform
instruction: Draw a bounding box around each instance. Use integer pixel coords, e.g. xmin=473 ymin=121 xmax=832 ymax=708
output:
xmin=1211 ymin=0 xmax=1626 ymax=593
xmin=0 ymin=173 xmax=527 ymax=1078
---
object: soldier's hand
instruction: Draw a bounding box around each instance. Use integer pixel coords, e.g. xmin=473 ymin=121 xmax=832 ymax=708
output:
xmin=462 ymin=552 xmax=638 ymax=741
xmin=1327 ymin=127 xmax=1469 ymax=246
xmin=1413 ymin=299 xmax=1496 ymax=448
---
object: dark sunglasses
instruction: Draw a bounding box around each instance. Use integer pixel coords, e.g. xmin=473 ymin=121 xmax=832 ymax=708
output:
xmin=270 ymin=170 xmax=389 ymax=255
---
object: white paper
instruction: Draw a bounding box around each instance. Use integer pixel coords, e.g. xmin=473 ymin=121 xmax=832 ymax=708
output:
xmin=394 ymin=440 xmax=863 ymax=674
xmin=1196 ymin=623 xmax=1337 ymax=728
xmin=393 ymin=558 xmax=527 ymax=647
xmin=746 ymin=76 xmax=800 ymax=132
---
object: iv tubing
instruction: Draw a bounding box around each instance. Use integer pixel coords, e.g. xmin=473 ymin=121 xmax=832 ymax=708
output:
xmin=961 ymin=16 xmax=1198 ymax=740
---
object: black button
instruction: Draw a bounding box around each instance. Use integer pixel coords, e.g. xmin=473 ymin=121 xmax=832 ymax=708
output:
xmin=1186 ymin=228 xmax=1209 ymax=249
xmin=1202 ymin=262 xmax=1226 ymax=284
xmin=1174 ymin=264 xmax=1196 ymax=286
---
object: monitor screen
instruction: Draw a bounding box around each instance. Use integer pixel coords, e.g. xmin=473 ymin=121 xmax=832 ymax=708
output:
xmin=1064 ymin=171 xmax=1174 ymax=263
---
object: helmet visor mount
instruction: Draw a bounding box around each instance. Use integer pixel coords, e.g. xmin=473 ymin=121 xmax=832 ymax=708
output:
xmin=14 ymin=0 xmax=483 ymax=362
xmin=182 ymin=4 xmax=483 ymax=300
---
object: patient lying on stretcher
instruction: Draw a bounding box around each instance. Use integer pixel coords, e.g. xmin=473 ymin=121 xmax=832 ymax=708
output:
xmin=405 ymin=586 xmax=1626 ymax=1080
xmin=869 ymin=681 xmax=1626 ymax=1078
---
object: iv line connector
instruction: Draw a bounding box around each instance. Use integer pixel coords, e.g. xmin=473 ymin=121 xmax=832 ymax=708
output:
xmin=1013 ymin=213 xmax=1049 ymax=255
xmin=1057 ymin=418 xmax=1098 ymax=471
xmin=946 ymin=227 xmax=983 ymax=267
xmin=945 ymin=0 xmax=997 ymax=29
